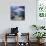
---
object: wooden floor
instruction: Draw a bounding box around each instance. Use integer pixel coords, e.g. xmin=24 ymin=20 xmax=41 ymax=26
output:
xmin=0 ymin=42 xmax=46 ymax=46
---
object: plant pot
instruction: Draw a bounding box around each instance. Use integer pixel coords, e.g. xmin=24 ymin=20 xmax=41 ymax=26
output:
xmin=37 ymin=39 xmax=45 ymax=44
xmin=40 ymin=38 xmax=45 ymax=43
xmin=37 ymin=39 xmax=40 ymax=43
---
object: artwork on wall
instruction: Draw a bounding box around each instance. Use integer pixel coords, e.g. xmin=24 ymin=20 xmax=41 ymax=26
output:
xmin=10 ymin=6 xmax=25 ymax=21
xmin=36 ymin=0 xmax=46 ymax=27
xmin=39 ymin=4 xmax=46 ymax=17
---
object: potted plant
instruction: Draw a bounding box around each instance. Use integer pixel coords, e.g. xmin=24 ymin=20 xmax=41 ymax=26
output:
xmin=33 ymin=32 xmax=46 ymax=43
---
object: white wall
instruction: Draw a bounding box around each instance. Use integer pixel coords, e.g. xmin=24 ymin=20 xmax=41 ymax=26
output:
xmin=0 ymin=0 xmax=37 ymax=42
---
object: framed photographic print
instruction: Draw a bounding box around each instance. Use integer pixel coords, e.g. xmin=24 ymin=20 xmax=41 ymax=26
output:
xmin=36 ymin=0 xmax=46 ymax=26
xmin=10 ymin=6 xmax=25 ymax=21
